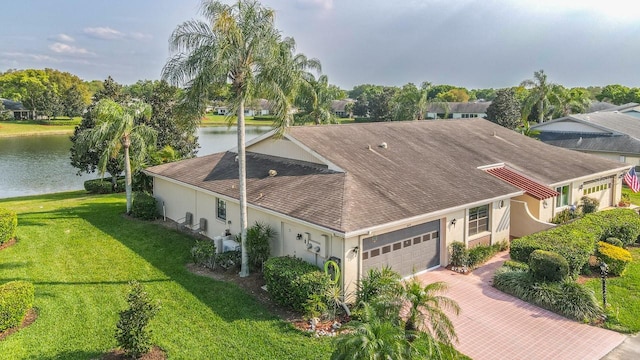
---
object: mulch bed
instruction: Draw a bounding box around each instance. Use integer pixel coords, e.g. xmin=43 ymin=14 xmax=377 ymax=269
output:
xmin=0 ymin=238 xmax=16 ymax=251
xmin=99 ymin=346 xmax=166 ymax=360
xmin=0 ymin=308 xmax=38 ymax=341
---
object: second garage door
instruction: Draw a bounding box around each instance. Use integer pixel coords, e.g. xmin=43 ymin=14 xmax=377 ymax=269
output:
xmin=361 ymin=220 xmax=440 ymax=277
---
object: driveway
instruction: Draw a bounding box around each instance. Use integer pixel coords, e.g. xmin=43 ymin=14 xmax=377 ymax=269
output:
xmin=415 ymin=252 xmax=625 ymax=360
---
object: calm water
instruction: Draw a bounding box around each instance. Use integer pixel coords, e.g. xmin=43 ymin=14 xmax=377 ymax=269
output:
xmin=0 ymin=126 xmax=271 ymax=199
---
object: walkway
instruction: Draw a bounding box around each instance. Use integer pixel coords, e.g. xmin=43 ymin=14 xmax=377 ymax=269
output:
xmin=416 ymin=252 xmax=625 ymax=360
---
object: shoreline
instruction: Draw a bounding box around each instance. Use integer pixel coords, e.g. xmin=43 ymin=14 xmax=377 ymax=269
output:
xmin=0 ymin=130 xmax=75 ymax=138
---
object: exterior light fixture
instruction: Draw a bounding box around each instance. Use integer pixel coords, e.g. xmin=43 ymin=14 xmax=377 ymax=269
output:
xmin=450 ymin=218 xmax=457 ymax=227
xmin=296 ymin=233 xmax=303 ymax=241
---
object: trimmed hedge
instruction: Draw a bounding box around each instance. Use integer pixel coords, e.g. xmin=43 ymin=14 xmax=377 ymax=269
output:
xmin=604 ymin=237 xmax=624 ymax=248
xmin=503 ymin=260 xmax=529 ymax=271
xmin=84 ymin=178 xmax=126 ymax=194
xmin=131 ymin=192 xmax=157 ymax=220
xmin=263 ymin=256 xmax=331 ymax=312
xmin=0 ymin=281 xmax=35 ymax=332
xmin=596 ymin=241 xmax=632 ymax=276
xmin=0 ymin=208 xmax=18 ymax=245
xmin=510 ymin=208 xmax=640 ymax=277
xmin=529 ymin=250 xmax=569 ymax=282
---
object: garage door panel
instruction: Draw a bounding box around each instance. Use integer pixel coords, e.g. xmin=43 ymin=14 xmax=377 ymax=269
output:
xmin=362 ymin=220 xmax=440 ymax=277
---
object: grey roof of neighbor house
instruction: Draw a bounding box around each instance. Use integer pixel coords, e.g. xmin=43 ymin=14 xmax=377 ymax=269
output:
xmin=146 ymin=119 xmax=627 ymax=233
xmin=533 ymin=112 xmax=640 ymax=154
xmin=331 ymin=99 xmax=354 ymax=112
xmin=1 ymin=98 xmax=25 ymax=110
xmin=427 ymin=102 xmax=491 ymax=114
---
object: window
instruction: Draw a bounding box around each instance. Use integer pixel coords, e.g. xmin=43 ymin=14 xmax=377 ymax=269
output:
xmin=555 ymin=185 xmax=569 ymax=208
xmin=468 ymin=205 xmax=489 ymax=236
xmin=216 ymin=198 xmax=226 ymax=221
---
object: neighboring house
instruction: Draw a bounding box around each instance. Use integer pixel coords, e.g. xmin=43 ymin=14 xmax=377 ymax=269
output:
xmin=145 ymin=119 xmax=628 ymax=296
xmin=532 ymin=111 xmax=640 ymax=167
xmin=587 ymin=102 xmax=640 ymax=114
xmin=214 ymin=99 xmax=273 ymax=117
xmin=426 ymin=101 xmax=490 ymax=119
xmin=0 ymin=98 xmax=35 ymax=120
xmin=331 ymin=99 xmax=355 ymax=118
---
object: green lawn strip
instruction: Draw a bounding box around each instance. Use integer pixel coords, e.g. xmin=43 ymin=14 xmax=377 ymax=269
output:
xmin=0 ymin=192 xmax=330 ymax=359
xmin=584 ymin=246 xmax=640 ymax=333
xmin=622 ymin=187 xmax=640 ymax=206
xmin=0 ymin=119 xmax=80 ymax=137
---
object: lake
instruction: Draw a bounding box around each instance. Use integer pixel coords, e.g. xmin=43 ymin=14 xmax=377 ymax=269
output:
xmin=0 ymin=126 xmax=271 ymax=199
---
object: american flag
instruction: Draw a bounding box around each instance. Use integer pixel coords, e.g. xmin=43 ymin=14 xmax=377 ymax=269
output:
xmin=624 ymin=167 xmax=640 ymax=193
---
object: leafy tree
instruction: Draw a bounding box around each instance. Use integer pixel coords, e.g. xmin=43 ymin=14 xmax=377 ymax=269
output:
xmin=348 ymin=84 xmax=383 ymax=99
xmin=486 ymin=88 xmax=522 ymax=130
xmin=115 ymin=281 xmax=160 ymax=359
xmin=596 ymin=84 xmax=632 ymax=105
xmin=163 ymin=0 xmax=316 ymax=277
xmin=549 ymin=86 xmax=591 ymax=118
xmin=437 ymin=88 xmax=470 ymax=103
xmin=352 ymin=94 xmax=369 ymax=117
xmin=77 ymin=99 xmax=157 ymax=213
xmin=0 ymin=101 xmax=12 ymax=121
xmin=369 ymin=87 xmax=396 ymax=121
xmin=471 ymin=88 xmax=497 ymax=101
xmin=427 ymin=84 xmax=457 ymax=99
xmin=520 ymin=70 xmax=554 ymax=123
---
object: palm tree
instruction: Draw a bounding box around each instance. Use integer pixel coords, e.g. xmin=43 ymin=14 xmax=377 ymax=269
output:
xmin=162 ymin=0 xmax=317 ymax=277
xmin=521 ymin=69 xmax=554 ymax=123
xmin=297 ymin=74 xmax=339 ymax=125
xmin=79 ymin=99 xmax=156 ymax=213
xmin=403 ymin=279 xmax=460 ymax=346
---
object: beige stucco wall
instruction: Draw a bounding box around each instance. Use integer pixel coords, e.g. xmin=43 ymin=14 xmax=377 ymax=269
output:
xmin=510 ymin=200 xmax=556 ymax=238
xmin=247 ymin=138 xmax=324 ymax=165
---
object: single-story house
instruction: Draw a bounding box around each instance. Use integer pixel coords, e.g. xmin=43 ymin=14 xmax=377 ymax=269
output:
xmin=532 ymin=111 xmax=640 ymax=167
xmin=426 ymin=101 xmax=490 ymax=119
xmin=1 ymin=98 xmax=35 ymax=120
xmin=331 ymin=99 xmax=355 ymax=118
xmin=145 ymin=119 xmax=629 ymax=297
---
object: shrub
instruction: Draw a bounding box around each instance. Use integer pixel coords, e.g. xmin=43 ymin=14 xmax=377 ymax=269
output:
xmin=596 ymin=241 xmax=632 ymax=276
xmin=215 ymin=250 xmax=241 ymax=270
xmin=503 ymin=260 xmax=529 ymax=271
xmin=131 ymin=192 xmax=157 ymax=220
xmin=493 ymin=267 xmax=602 ymax=322
xmin=0 ymin=208 xmax=18 ymax=245
xmin=550 ymin=208 xmax=580 ymax=224
xmin=619 ymin=193 xmax=631 ymax=207
xmin=0 ymin=281 xmax=34 ymax=332
xmin=468 ymin=243 xmax=502 ymax=269
xmin=448 ymin=242 xmax=468 ymax=268
xmin=355 ymin=266 xmax=403 ymax=305
xmin=528 ymin=250 xmax=569 ymax=282
xmin=603 ymin=237 xmax=624 ymax=248
xmin=580 ymin=196 xmax=600 ymax=214
xmin=595 ymin=209 xmax=640 ymax=246
xmin=191 ymin=239 xmax=216 ymax=269
xmin=246 ymin=222 xmax=276 ymax=271
xmin=263 ymin=256 xmax=331 ymax=312
xmin=84 ymin=178 xmax=126 ymax=194
xmin=115 ymin=281 xmax=160 ymax=359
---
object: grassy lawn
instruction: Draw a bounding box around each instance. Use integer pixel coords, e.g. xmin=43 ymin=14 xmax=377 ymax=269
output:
xmin=201 ymin=113 xmax=277 ymax=126
xmin=0 ymin=118 xmax=81 ymax=137
xmin=585 ymin=246 xmax=640 ymax=333
xmin=622 ymin=187 xmax=640 ymax=205
xmin=0 ymin=192 xmax=331 ymax=359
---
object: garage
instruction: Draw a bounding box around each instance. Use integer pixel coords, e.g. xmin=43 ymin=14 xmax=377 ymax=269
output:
xmin=581 ymin=176 xmax=613 ymax=207
xmin=361 ymin=220 xmax=440 ymax=277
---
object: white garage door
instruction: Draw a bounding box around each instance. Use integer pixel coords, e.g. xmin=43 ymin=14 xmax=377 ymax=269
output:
xmin=582 ymin=177 xmax=613 ymax=208
xmin=361 ymin=220 xmax=440 ymax=277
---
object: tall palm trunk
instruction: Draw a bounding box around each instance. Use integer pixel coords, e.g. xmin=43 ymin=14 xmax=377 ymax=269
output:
xmin=237 ymin=99 xmax=249 ymax=277
xmin=123 ymin=142 xmax=133 ymax=214
xmin=538 ymin=101 xmax=544 ymax=123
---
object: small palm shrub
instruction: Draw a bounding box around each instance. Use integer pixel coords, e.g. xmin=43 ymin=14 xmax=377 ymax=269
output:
xmin=191 ymin=239 xmax=216 ymax=269
xmin=529 ymin=250 xmax=569 ymax=282
xmin=131 ymin=192 xmax=157 ymax=220
xmin=0 ymin=281 xmax=34 ymax=332
xmin=246 ymin=221 xmax=276 ymax=271
xmin=355 ymin=266 xmax=403 ymax=305
xmin=448 ymin=242 xmax=468 ymax=268
xmin=596 ymin=241 xmax=632 ymax=276
xmin=580 ymin=196 xmax=600 ymax=214
xmin=0 ymin=208 xmax=18 ymax=245
xmin=115 ymin=281 xmax=160 ymax=359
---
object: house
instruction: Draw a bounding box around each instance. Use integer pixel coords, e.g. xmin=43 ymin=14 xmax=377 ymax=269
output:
xmin=0 ymin=98 xmax=35 ymax=120
xmin=532 ymin=111 xmax=640 ymax=167
xmin=145 ymin=119 xmax=628 ymax=297
xmin=331 ymin=99 xmax=355 ymax=118
xmin=426 ymin=101 xmax=490 ymax=119
xmin=214 ymin=99 xmax=273 ymax=117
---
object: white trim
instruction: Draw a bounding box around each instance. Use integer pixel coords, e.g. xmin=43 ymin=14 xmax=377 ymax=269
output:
xmin=477 ymin=162 xmax=505 ymax=170
xmin=344 ymin=191 xmax=522 ymax=238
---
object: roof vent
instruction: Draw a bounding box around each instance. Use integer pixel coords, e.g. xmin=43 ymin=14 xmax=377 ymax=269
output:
xmin=367 ymin=144 xmax=372 ymax=150
xmin=235 ymin=155 xmax=238 ymax=162
xmin=379 ymin=142 xmax=388 ymax=149
xmin=268 ymin=169 xmax=277 ymax=177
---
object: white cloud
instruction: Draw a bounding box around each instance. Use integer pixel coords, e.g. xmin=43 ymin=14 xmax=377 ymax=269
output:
xmin=49 ymin=42 xmax=93 ymax=55
xmin=84 ymin=26 xmax=125 ymax=40
xmin=2 ymin=52 xmax=59 ymax=62
xmin=298 ymin=0 xmax=333 ymax=10
xmin=53 ymin=33 xmax=75 ymax=43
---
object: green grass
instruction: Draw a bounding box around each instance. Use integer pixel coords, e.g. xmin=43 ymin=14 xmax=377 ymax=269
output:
xmin=0 ymin=118 xmax=81 ymax=137
xmin=0 ymin=192 xmax=331 ymax=359
xmin=585 ymin=246 xmax=640 ymax=333
xmin=622 ymin=187 xmax=640 ymax=206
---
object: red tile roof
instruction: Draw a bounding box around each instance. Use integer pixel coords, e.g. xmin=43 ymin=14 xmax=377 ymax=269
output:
xmin=485 ymin=167 xmax=559 ymax=200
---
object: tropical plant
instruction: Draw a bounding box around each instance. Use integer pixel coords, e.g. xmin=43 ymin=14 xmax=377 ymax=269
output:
xmin=402 ymin=279 xmax=460 ymax=346
xmin=521 ymin=69 xmax=554 ymax=123
xmin=76 ymin=99 xmax=157 ymax=213
xmin=580 ymin=196 xmax=600 ymax=214
xmin=162 ymin=0 xmax=319 ymax=277
xmin=295 ymin=74 xmax=339 ymax=125
xmin=246 ymin=221 xmax=276 ymax=271
xmin=115 ymin=281 xmax=160 ymax=359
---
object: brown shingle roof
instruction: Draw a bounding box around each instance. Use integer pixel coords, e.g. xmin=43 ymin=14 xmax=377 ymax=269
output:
xmin=147 ymin=119 xmax=627 ymax=233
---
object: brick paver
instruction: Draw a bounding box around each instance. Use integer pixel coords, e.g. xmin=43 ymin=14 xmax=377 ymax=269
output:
xmin=416 ymin=252 xmax=625 ymax=360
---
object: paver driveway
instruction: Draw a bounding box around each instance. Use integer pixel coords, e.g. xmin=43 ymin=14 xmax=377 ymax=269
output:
xmin=415 ymin=252 xmax=625 ymax=360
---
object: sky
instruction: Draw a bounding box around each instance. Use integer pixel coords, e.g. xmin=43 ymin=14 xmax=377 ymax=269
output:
xmin=2 ymin=0 xmax=639 ymax=90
